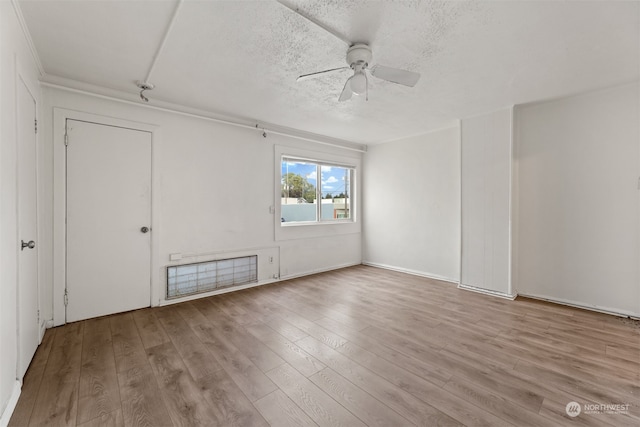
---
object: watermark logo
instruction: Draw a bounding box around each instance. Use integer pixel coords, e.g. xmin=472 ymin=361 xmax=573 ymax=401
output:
xmin=566 ymin=402 xmax=581 ymax=417
xmin=583 ymin=403 xmax=630 ymax=415
xmin=565 ymin=401 xmax=630 ymax=417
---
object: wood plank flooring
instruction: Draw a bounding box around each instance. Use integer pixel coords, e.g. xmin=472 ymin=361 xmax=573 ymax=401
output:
xmin=9 ymin=265 xmax=640 ymax=426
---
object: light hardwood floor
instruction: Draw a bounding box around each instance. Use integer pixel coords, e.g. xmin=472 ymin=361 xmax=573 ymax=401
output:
xmin=9 ymin=265 xmax=640 ymax=426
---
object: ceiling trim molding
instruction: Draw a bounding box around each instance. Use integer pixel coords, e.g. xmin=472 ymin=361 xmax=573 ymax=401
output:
xmin=513 ymin=79 xmax=640 ymax=110
xmin=10 ymin=0 xmax=45 ymax=77
xmin=373 ymin=121 xmax=460 ymax=145
xmin=40 ymin=75 xmax=367 ymax=153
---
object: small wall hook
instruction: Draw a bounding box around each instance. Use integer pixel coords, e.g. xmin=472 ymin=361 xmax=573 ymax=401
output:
xmin=256 ymin=124 xmax=267 ymax=138
xmin=136 ymin=81 xmax=155 ymax=103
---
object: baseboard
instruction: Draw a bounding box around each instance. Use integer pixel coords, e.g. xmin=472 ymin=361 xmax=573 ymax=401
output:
xmin=517 ymin=292 xmax=640 ymax=319
xmin=362 ymin=261 xmax=459 ymax=284
xmin=279 ymin=262 xmax=362 ymax=281
xmin=458 ymin=283 xmax=518 ymax=300
xmin=159 ymin=277 xmax=280 ymax=307
xmin=0 ymin=380 xmax=21 ymax=427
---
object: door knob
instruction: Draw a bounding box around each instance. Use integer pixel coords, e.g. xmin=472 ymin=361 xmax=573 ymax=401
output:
xmin=140 ymin=227 xmax=150 ymax=233
xmin=21 ymin=240 xmax=35 ymax=250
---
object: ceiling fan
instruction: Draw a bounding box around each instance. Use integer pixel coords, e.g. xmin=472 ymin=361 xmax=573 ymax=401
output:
xmin=297 ymin=43 xmax=420 ymax=102
xmin=276 ymin=1 xmax=420 ymax=102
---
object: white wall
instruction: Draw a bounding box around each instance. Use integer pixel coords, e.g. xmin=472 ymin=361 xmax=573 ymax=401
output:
xmin=362 ymin=127 xmax=461 ymax=282
xmin=41 ymin=87 xmax=363 ymax=326
xmin=0 ymin=1 xmax=42 ymax=423
xmin=460 ymin=108 xmax=514 ymax=297
xmin=516 ymin=83 xmax=640 ymax=316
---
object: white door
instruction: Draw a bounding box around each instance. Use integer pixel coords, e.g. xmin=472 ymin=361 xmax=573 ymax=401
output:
xmin=17 ymin=78 xmax=39 ymax=378
xmin=66 ymin=119 xmax=151 ymax=322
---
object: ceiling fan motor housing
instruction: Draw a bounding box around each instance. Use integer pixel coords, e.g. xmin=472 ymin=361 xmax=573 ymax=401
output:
xmin=347 ymin=44 xmax=372 ymax=68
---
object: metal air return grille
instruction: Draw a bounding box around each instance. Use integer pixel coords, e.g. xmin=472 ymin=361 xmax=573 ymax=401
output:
xmin=167 ymin=255 xmax=257 ymax=299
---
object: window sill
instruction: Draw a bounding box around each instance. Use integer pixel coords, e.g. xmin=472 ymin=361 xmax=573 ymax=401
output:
xmin=281 ymin=220 xmax=355 ymax=227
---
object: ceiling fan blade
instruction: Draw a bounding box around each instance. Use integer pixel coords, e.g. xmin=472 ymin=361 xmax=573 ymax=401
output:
xmin=370 ymin=65 xmax=421 ymax=87
xmin=338 ymin=77 xmax=353 ymax=102
xmin=297 ymin=67 xmax=350 ymax=83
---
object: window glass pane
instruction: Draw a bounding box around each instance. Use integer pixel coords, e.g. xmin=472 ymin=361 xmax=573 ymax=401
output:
xmin=280 ymin=157 xmax=354 ymax=224
xmin=321 ymin=165 xmax=351 ymax=220
xmin=281 ymin=159 xmax=318 ymax=223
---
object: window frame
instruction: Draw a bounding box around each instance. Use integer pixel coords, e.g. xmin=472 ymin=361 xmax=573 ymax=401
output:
xmin=280 ymin=155 xmax=356 ymax=226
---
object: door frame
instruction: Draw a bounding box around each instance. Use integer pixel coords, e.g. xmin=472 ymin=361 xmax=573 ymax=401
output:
xmin=52 ymin=108 xmax=160 ymax=326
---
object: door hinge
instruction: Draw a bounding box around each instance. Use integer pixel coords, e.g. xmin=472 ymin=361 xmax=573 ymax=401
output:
xmin=64 ymin=289 xmax=68 ymax=306
xmin=64 ymin=133 xmax=69 ymax=147
xmin=34 ymin=119 xmax=38 ymax=134
xmin=37 ymin=309 xmax=40 ymax=323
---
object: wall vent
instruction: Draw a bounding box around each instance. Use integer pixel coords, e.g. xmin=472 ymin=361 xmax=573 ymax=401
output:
xmin=167 ymin=255 xmax=257 ymax=299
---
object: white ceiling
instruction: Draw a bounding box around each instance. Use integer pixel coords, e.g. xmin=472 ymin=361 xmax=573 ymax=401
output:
xmin=20 ymin=0 xmax=640 ymax=145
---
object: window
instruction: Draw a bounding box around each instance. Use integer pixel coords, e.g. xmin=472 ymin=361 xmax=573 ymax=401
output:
xmin=281 ymin=157 xmax=354 ymax=224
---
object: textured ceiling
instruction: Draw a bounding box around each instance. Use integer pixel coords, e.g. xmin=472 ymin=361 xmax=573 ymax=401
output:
xmin=20 ymin=0 xmax=640 ymax=144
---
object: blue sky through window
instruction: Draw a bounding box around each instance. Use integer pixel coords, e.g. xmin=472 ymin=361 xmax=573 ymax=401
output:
xmin=282 ymin=160 xmax=350 ymax=198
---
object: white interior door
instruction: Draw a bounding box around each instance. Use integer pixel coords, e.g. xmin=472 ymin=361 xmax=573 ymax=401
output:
xmin=66 ymin=119 xmax=151 ymax=322
xmin=17 ymin=77 xmax=39 ymax=378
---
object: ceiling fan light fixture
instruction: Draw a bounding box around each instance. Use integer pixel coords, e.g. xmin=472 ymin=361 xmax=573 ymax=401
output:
xmin=350 ymin=71 xmax=367 ymax=95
